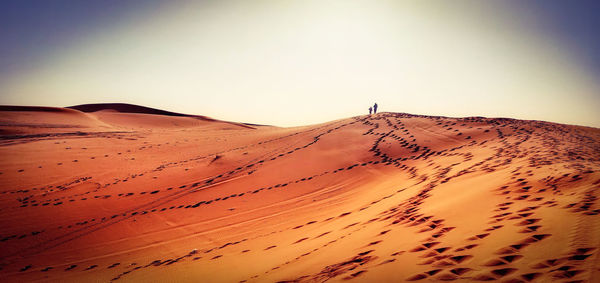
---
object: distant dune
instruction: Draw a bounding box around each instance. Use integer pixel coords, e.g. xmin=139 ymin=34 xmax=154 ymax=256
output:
xmin=0 ymin=105 xmax=599 ymax=282
xmin=67 ymin=103 xmax=210 ymax=119
xmin=0 ymin=104 xmax=255 ymax=137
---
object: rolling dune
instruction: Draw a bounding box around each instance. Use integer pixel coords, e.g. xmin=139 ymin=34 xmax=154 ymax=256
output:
xmin=0 ymin=106 xmax=599 ymax=282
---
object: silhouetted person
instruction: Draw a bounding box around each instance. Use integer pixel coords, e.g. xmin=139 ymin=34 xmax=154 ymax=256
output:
xmin=368 ymin=107 xmax=372 ymax=115
xmin=373 ymin=103 xmax=378 ymax=114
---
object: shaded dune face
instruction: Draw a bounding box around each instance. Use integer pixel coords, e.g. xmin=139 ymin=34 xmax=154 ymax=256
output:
xmin=0 ymin=109 xmax=599 ymax=282
xmin=67 ymin=103 xmax=213 ymax=119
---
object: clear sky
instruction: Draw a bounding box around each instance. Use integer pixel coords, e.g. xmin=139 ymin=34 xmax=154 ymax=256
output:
xmin=1 ymin=0 xmax=599 ymax=127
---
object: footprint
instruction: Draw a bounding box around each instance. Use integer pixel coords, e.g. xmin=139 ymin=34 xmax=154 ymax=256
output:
xmin=422 ymin=242 xmax=440 ymax=248
xmin=424 ymin=269 xmax=442 ymax=276
xmin=435 ymin=247 xmax=450 ymax=253
xmin=516 ymin=219 xmax=540 ymax=226
xmin=450 ymin=255 xmax=472 ymax=263
xmin=491 ymin=268 xmax=517 ymax=277
xmin=521 ymin=272 xmax=541 ymax=281
xmin=406 ymin=274 xmax=427 ymax=281
xmin=108 ymin=263 xmax=120 ymax=269
xmin=316 ymin=231 xmax=331 ymax=238
xmin=339 ymin=212 xmax=352 ymax=217
xmin=530 ymin=234 xmax=551 ymax=242
xmin=501 ymin=255 xmax=523 ymax=263
xmin=358 ymin=250 xmax=374 ymax=256
xmin=483 ymin=259 xmax=506 ymax=266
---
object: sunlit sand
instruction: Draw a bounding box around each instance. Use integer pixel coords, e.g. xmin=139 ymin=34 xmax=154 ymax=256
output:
xmin=1 ymin=104 xmax=598 ymax=282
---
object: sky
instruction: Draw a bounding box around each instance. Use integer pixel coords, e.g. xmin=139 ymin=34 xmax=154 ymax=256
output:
xmin=0 ymin=0 xmax=599 ymax=127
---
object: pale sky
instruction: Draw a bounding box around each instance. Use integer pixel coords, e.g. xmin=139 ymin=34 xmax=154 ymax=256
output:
xmin=1 ymin=0 xmax=599 ymax=127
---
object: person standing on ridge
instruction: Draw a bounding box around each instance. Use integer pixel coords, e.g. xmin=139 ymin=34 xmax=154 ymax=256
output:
xmin=368 ymin=107 xmax=372 ymax=115
xmin=373 ymin=103 xmax=378 ymax=114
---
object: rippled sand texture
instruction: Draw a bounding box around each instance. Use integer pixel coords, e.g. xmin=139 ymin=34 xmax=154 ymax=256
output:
xmin=1 ymin=106 xmax=599 ymax=282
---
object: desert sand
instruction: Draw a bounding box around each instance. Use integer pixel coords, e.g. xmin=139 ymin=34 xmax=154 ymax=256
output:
xmin=0 ymin=104 xmax=599 ymax=282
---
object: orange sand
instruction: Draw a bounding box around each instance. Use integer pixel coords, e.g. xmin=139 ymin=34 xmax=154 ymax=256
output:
xmin=0 ymin=105 xmax=599 ymax=282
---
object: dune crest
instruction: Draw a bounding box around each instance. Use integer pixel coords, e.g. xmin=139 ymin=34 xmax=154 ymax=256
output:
xmin=0 ymin=108 xmax=599 ymax=282
xmin=69 ymin=103 xmax=256 ymax=130
xmin=67 ymin=103 xmax=211 ymax=118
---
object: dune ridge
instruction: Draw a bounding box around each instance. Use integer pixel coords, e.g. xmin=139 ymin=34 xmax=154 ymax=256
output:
xmin=67 ymin=103 xmax=210 ymax=118
xmin=0 ymin=106 xmax=598 ymax=282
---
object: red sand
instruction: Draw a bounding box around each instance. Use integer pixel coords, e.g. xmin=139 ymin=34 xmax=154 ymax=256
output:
xmin=0 ymin=105 xmax=599 ymax=282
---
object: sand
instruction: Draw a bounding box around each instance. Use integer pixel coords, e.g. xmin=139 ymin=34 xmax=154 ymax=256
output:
xmin=0 ymin=105 xmax=599 ymax=282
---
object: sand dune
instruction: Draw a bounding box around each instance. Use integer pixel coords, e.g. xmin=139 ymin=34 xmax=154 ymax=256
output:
xmin=67 ymin=103 xmax=210 ymax=118
xmin=0 ymin=106 xmax=599 ymax=282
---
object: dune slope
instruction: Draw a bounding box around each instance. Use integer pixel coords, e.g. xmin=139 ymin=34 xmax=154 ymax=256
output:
xmin=0 ymin=108 xmax=599 ymax=282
